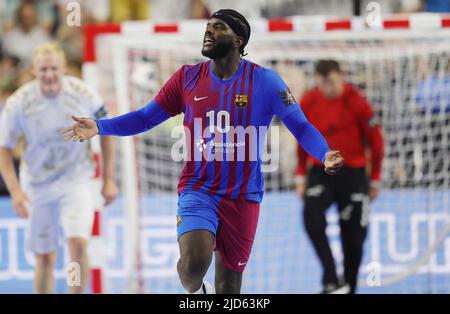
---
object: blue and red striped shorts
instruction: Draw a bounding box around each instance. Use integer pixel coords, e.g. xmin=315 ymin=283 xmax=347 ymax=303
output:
xmin=177 ymin=189 xmax=260 ymax=272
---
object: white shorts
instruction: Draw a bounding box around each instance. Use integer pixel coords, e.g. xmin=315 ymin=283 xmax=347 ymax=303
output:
xmin=26 ymin=183 xmax=95 ymax=254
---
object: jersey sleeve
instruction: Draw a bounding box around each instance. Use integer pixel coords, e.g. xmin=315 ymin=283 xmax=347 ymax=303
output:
xmin=68 ymin=77 xmax=109 ymax=120
xmin=281 ymin=107 xmax=330 ymax=164
xmin=86 ymin=83 xmax=108 ymax=120
xmin=154 ymin=66 xmax=185 ymax=117
xmin=263 ymin=69 xmax=298 ymax=120
xmin=0 ymin=99 xmax=23 ymax=148
xmin=295 ymin=90 xmax=314 ymax=176
xmin=91 ymin=95 xmax=108 ymax=120
xmin=96 ymin=99 xmax=171 ymax=136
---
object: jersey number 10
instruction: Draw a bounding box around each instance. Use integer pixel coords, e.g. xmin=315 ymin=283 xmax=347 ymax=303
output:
xmin=206 ymin=110 xmax=230 ymax=133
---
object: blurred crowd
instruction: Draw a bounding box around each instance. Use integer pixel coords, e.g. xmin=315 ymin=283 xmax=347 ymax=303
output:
xmin=0 ymin=0 xmax=448 ymax=106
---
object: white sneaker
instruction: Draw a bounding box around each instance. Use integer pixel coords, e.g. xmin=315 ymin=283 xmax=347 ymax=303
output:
xmin=202 ymin=281 xmax=214 ymax=294
xmin=329 ymin=283 xmax=351 ymax=294
xmin=192 ymin=281 xmax=214 ymax=294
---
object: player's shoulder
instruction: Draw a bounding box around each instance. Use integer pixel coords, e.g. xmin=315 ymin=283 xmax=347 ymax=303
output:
xmin=343 ymin=83 xmax=369 ymax=107
xmin=4 ymin=80 xmax=39 ymax=111
xmin=63 ymin=76 xmax=102 ymax=103
xmin=251 ymin=63 xmax=290 ymax=90
xmin=344 ymin=83 xmax=365 ymax=99
xmin=176 ymin=62 xmax=210 ymax=89
xmin=178 ymin=61 xmax=209 ymax=75
xmin=297 ymin=87 xmax=321 ymax=110
xmin=179 ymin=61 xmax=210 ymax=76
xmin=182 ymin=61 xmax=205 ymax=69
xmin=302 ymin=86 xmax=320 ymax=100
xmin=250 ymin=61 xmax=274 ymax=78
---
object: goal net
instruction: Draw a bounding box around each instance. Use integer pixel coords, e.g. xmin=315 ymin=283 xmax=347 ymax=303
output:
xmin=87 ymin=17 xmax=450 ymax=293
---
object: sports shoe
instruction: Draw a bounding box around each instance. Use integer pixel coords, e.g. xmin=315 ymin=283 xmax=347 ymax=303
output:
xmin=192 ymin=281 xmax=214 ymax=294
xmin=320 ymin=282 xmax=351 ymax=294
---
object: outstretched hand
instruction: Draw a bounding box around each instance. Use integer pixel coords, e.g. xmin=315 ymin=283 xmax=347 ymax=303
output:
xmin=63 ymin=116 xmax=99 ymax=142
xmin=324 ymin=150 xmax=344 ymax=175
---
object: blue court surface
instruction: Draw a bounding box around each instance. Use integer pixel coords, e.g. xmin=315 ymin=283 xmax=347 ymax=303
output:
xmin=0 ymin=190 xmax=449 ymax=293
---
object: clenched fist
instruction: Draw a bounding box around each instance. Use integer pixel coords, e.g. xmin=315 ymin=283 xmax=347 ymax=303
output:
xmin=324 ymin=150 xmax=344 ymax=175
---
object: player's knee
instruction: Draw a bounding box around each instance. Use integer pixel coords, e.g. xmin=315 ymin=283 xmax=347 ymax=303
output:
xmin=343 ymin=236 xmax=365 ymax=254
xmin=68 ymin=237 xmax=88 ymax=260
xmin=35 ymin=252 xmax=56 ymax=270
xmin=68 ymin=237 xmax=87 ymax=247
xmin=180 ymin=253 xmax=210 ymax=279
xmin=342 ymin=224 xmax=367 ymax=249
xmin=303 ymin=207 xmax=323 ymax=231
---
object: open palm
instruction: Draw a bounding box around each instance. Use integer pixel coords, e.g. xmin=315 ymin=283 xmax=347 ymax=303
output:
xmin=63 ymin=116 xmax=99 ymax=142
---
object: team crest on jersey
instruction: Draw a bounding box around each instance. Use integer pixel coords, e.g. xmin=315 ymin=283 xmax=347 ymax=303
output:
xmin=279 ymin=88 xmax=296 ymax=107
xmin=235 ymin=94 xmax=248 ymax=108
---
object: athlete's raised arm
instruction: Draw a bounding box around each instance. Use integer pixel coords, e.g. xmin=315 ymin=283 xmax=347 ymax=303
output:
xmin=63 ymin=65 xmax=185 ymax=142
xmin=282 ymin=108 xmax=344 ymax=175
xmin=63 ymin=99 xmax=171 ymax=142
xmin=263 ymin=68 xmax=344 ymax=175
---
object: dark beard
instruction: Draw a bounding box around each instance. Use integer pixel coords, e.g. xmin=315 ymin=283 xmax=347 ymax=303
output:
xmin=201 ymin=38 xmax=234 ymax=60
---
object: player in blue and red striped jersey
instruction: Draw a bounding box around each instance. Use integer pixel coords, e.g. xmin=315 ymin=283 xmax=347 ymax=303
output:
xmin=63 ymin=9 xmax=343 ymax=294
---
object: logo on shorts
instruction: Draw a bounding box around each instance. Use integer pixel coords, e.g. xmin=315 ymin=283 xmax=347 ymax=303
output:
xmin=176 ymin=215 xmax=182 ymax=226
xmin=238 ymin=261 xmax=247 ymax=266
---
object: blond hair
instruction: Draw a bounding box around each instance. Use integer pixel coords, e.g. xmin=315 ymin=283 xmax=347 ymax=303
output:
xmin=32 ymin=42 xmax=66 ymax=65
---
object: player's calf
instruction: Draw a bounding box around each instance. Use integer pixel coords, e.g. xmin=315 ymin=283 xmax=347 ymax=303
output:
xmin=214 ymin=252 xmax=242 ymax=294
xmin=67 ymin=237 xmax=89 ymax=294
xmin=34 ymin=251 xmax=56 ymax=294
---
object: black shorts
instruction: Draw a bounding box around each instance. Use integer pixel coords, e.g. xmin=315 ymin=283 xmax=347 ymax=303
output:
xmin=304 ymin=166 xmax=370 ymax=227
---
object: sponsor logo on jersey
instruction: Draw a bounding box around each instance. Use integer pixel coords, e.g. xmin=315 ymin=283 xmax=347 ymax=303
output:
xmin=194 ymin=96 xmax=208 ymax=101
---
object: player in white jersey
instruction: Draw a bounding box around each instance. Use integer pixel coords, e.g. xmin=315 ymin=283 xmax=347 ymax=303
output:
xmin=0 ymin=43 xmax=118 ymax=293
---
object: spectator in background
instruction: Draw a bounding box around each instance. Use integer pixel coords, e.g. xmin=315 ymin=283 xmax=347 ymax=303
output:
xmin=2 ymin=1 xmax=51 ymax=68
xmin=0 ymin=62 xmax=21 ymax=196
xmin=2 ymin=0 xmax=55 ymax=32
xmin=58 ymin=0 xmax=110 ymax=24
xmin=264 ymin=0 xmax=352 ymax=17
xmin=53 ymin=0 xmax=100 ymax=77
xmin=111 ymin=0 xmax=149 ymax=22
xmin=423 ymin=0 xmax=450 ymax=12
xmin=147 ymin=0 xmax=206 ymax=21
xmin=0 ymin=0 xmax=6 ymax=33
xmin=0 ymin=54 xmax=20 ymax=102
xmin=201 ymin=0 xmax=264 ymax=18
xmin=263 ymin=0 xmax=421 ymax=17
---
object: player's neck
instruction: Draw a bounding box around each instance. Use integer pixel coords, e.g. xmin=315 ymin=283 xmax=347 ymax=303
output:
xmin=211 ymin=52 xmax=241 ymax=80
